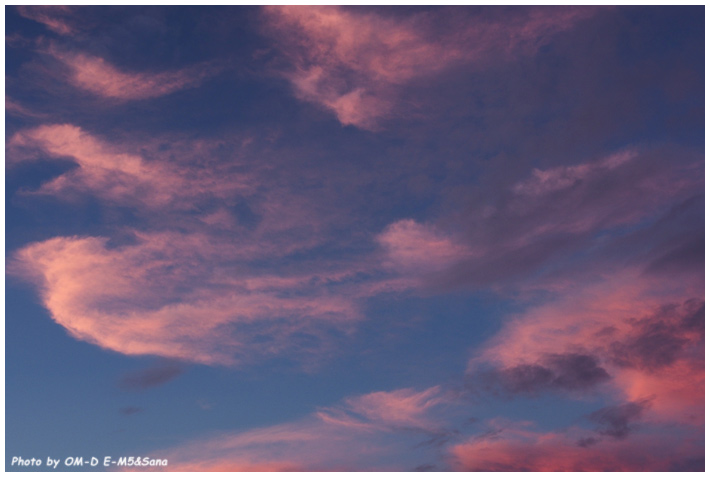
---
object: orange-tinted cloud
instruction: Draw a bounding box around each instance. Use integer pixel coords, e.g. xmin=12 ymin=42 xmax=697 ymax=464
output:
xmin=263 ymin=6 xmax=598 ymax=129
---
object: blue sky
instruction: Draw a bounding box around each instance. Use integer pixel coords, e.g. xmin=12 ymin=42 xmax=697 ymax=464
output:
xmin=5 ymin=5 xmax=704 ymax=471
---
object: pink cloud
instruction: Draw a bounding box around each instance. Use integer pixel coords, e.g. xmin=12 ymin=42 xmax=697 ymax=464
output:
xmin=11 ymin=232 xmax=362 ymax=366
xmin=329 ymin=386 xmax=449 ymax=431
xmin=449 ymin=425 xmax=702 ymax=471
xmin=512 ymin=149 xmax=636 ymax=197
xmin=16 ymin=6 xmax=77 ymax=36
xmin=8 ymin=124 xmax=428 ymax=366
xmin=377 ymin=219 xmax=471 ymax=274
xmin=7 ymin=124 xmax=252 ymax=209
xmin=47 ymin=47 xmax=219 ymax=100
xmin=263 ymin=6 xmax=598 ymax=129
xmin=9 ymin=124 xmax=184 ymax=207
xmin=139 ymin=386 xmax=448 ymax=471
xmin=499 ymin=149 xmax=698 ymax=245
xmin=469 ymin=271 xmax=704 ymax=425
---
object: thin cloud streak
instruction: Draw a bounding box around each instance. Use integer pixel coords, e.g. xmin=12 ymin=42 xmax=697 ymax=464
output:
xmin=16 ymin=6 xmax=77 ymax=36
xmin=47 ymin=47 xmax=221 ymax=101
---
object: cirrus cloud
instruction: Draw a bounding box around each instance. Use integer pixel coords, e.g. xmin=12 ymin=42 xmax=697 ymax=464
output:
xmin=263 ymin=6 xmax=600 ymax=129
xmin=46 ymin=47 xmax=221 ymax=101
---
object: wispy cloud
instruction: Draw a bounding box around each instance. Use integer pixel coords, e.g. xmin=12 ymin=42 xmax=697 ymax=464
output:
xmin=142 ymin=386 xmax=450 ymax=471
xmin=11 ymin=232 xmax=364 ymax=366
xmin=425 ymin=148 xmax=701 ymax=290
xmin=8 ymin=124 xmax=188 ymax=207
xmin=263 ymin=6 xmax=599 ymax=129
xmin=7 ymin=124 xmax=251 ymax=209
xmin=5 ymin=97 xmax=48 ymax=119
xmin=46 ymin=47 xmax=220 ymax=101
xmin=5 ymin=123 xmax=421 ymax=367
xmin=324 ymin=386 xmax=449 ymax=432
xmin=16 ymin=6 xmax=78 ymax=36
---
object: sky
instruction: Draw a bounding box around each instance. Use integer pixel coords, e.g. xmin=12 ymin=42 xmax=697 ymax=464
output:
xmin=4 ymin=5 xmax=705 ymax=472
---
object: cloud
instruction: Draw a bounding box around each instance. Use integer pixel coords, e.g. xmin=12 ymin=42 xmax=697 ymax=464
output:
xmin=325 ymin=386 xmax=449 ymax=431
xmin=588 ymin=399 xmax=651 ymax=440
xmin=611 ymin=327 xmax=684 ymax=370
xmin=377 ymin=219 xmax=471 ymax=274
xmin=119 ymin=361 xmax=186 ymax=390
xmin=11 ymin=232 xmax=365 ymax=366
xmin=428 ymin=148 xmax=702 ymax=290
xmin=140 ymin=383 xmax=701 ymax=472
xmin=16 ymin=6 xmax=78 ymax=36
xmin=7 ymin=124 xmax=416 ymax=367
xmin=140 ymin=386 xmax=450 ymax=471
xmin=46 ymin=47 xmax=219 ymax=101
xmin=119 ymin=406 xmax=143 ymax=416
xmin=448 ymin=425 xmax=703 ymax=471
xmin=7 ymin=124 xmax=251 ymax=209
xmin=468 ymin=273 xmax=704 ymax=423
xmin=8 ymin=124 xmax=184 ymax=207
xmin=263 ymin=6 xmax=599 ymax=129
xmin=511 ymin=149 xmax=635 ymax=196
xmin=5 ymin=97 xmax=47 ymax=119
xmin=485 ymin=353 xmax=610 ymax=395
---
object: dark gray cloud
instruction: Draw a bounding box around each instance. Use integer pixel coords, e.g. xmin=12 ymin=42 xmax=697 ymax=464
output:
xmin=119 ymin=406 xmax=143 ymax=415
xmin=588 ymin=399 xmax=651 ymax=439
xmin=576 ymin=436 xmax=599 ymax=448
xmin=119 ymin=360 xmax=186 ymax=390
xmin=609 ymin=322 xmax=687 ymax=370
xmin=609 ymin=300 xmax=704 ymax=371
xmin=483 ymin=353 xmax=610 ymax=395
xmin=682 ymin=302 xmax=704 ymax=332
